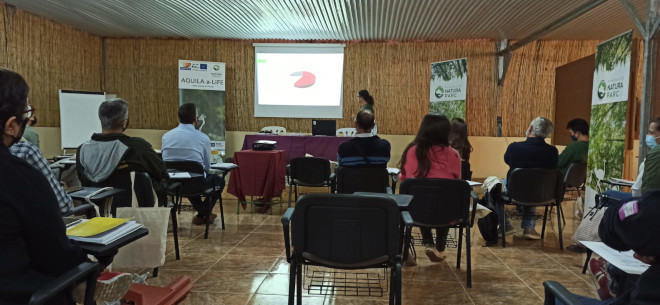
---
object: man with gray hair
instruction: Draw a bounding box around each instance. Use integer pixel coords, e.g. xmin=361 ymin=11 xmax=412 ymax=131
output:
xmin=503 ymin=116 xmax=559 ymax=239
xmin=76 ymin=98 xmax=168 ymax=210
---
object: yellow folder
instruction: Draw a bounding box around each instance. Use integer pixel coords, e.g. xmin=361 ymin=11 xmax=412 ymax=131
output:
xmin=66 ymin=217 xmax=130 ymax=237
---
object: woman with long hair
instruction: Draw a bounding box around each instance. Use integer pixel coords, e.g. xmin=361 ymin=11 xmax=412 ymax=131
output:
xmin=399 ymin=113 xmax=461 ymax=265
xmin=449 ymin=118 xmax=473 ymax=179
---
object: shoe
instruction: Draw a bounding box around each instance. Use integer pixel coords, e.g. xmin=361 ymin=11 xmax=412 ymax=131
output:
xmin=192 ymin=213 xmax=217 ymax=225
xmin=499 ymin=224 xmax=516 ymax=236
xmin=522 ymin=229 xmax=541 ymax=240
xmin=73 ymin=272 xmax=134 ymax=303
xmin=424 ymin=248 xmax=445 ymax=263
xmin=588 ymin=258 xmax=613 ymax=300
xmin=566 ymin=244 xmax=588 ymax=253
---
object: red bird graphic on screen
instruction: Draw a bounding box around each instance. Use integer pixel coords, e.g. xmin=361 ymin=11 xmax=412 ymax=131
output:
xmin=290 ymin=71 xmax=316 ymax=88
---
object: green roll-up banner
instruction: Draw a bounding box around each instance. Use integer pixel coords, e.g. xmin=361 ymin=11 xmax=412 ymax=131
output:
xmin=430 ymin=58 xmax=468 ymax=119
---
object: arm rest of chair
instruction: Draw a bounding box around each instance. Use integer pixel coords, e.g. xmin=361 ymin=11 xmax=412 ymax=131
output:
xmin=281 ymin=208 xmax=295 ymax=262
xmin=62 ymin=203 xmax=97 ymax=218
xmin=542 ymin=281 xmax=582 ymax=305
xmin=469 ymin=191 xmax=479 ymax=226
xmin=386 ymin=187 xmax=393 ymax=194
xmin=400 ymin=211 xmax=414 ymax=261
xmin=28 ymin=261 xmax=100 ymax=305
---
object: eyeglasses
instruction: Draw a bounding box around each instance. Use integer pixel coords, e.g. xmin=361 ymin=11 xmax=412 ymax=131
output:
xmin=21 ymin=105 xmax=35 ymax=120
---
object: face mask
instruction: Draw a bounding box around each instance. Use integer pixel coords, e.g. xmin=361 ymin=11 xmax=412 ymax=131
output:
xmin=570 ymin=135 xmax=578 ymax=142
xmin=646 ymin=134 xmax=658 ymax=149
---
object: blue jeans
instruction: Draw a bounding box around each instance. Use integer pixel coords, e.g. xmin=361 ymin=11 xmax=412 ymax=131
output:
xmin=189 ymin=174 xmax=224 ymax=217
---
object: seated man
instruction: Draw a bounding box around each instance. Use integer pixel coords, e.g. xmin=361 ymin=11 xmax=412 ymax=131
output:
xmin=337 ymin=110 xmax=391 ymax=167
xmin=600 ymin=117 xmax=660 ymax=204
xmin=76 ymin=98 xmax=168 ymax=206
xmin=162 ymin=103 xmax=223 ymax=225
xmin=0 ymin=68 xmax=88 ymax=305
xmin=557 ymin=118 xmax=589 ymax=174
xmin=553 ymin=190 xmax=660 ymax=305
xmin=11 ymin=140 xmax=73 ymax=214
xmin=501 ymin=116 xmax=558 ymax=239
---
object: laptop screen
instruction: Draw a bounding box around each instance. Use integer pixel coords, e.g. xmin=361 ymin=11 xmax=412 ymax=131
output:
xmin=312 ymin=120 xmax=336 ymax=136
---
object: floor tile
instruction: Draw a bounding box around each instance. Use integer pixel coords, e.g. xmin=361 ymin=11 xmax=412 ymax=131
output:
xmin=193 ymin=271 xmax=267 ymax=294
xmin=211 ymin=255 xmax=280 ymax=273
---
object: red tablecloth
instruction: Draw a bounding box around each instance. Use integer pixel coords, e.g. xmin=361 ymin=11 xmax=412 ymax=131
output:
xmin=242 ymin=134 xmax=352 ymax=162
xmin=227 ymin=150 xmax=287 ymax=201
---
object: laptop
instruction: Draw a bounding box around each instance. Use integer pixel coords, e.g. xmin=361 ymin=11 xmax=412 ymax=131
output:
xmin=312 ymin=120 xmax=336 ymax=136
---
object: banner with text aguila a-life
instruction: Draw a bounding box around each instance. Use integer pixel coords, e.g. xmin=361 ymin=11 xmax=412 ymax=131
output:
xmin=585 ymin=31 xmax=632 ymax=210
xmin=429 ymin=58 xmax=468 ymax=120
xmin=178 ymin=60 xmax=226 ymax=162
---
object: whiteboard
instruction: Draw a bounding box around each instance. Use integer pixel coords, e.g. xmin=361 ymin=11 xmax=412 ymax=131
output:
xmin=59 ymin=90 xmax=106 ymax=149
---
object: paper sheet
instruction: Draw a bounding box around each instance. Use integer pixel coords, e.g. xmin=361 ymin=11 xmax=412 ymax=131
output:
xmin=581 ymin=241 xmax=650 ymax=275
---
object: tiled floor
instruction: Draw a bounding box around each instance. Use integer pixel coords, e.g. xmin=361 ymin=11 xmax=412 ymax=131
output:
xmin=113 ymin=191 xmax=600 ymax=305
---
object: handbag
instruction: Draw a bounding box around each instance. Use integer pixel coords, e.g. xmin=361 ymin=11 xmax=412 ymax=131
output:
xmin=113 ymin=172 xmax=170 ymax=268
xmin=571 ymin=205 xmax=607 ymax=245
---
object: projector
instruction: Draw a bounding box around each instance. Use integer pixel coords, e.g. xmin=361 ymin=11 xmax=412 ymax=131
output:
xmin=252 ymin=140 xmax=277 ymax=151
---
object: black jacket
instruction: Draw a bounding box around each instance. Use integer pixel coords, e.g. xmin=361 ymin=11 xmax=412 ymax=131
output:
xmin=0 ymin=145 xmax=87 ymax=304
xmin=503 ymin=137 xmax=558 ymax=182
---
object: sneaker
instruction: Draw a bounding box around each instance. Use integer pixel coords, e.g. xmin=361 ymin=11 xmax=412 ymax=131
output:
xmin=522 ymin=229 xmax=541 ymax=240
xmin=499 ymin=224 xmax=516 ymax=236
xmin=588 ymin=258 xmax=613 ymax=300
xmin=424 ymin=248 xmax=445 ymax=263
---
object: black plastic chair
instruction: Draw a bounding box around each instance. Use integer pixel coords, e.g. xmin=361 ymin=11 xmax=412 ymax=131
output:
xmin=399 ymin=178 xmax=478 ymax=287
xmin=281 ymin=194 xmax=413 ymax=305
xmin=542 ymin=281 xmax=582 ymax=305
xmin=461 ymin=161 xmax=472 ymax=180
xmin=288 ymin=157 xmax=335 ymax=205
xmin=554 ymin=162 xmax=588 ymax=225
xmin=28 ymin=261 xmax=100 ymax=305
xmin=500 ymin=168 xmax=566 ymax=249
xmin=335 ymin=166 xmax=391 ymax=194
xmin=165 ymin=161 xmax=225 ymax=239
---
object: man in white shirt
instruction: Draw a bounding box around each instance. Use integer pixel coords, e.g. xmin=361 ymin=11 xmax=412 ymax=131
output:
xmin=162 ymin=103 xmax=222 ymax=225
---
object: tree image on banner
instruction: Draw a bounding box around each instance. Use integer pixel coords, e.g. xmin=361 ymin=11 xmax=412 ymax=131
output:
xmin=585 ymin=31 xmax=632 ymax=210
xmin=430 ymin=58 xmax=467 ymax=120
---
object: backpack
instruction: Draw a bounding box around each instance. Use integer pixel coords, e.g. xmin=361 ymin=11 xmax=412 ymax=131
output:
xmin=477 ymin=190 xmax=500 ymax=246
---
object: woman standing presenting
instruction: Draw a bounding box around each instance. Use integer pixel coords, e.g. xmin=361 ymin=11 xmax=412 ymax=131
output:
xmin=399 ymin=113 xmax=461 ymax=265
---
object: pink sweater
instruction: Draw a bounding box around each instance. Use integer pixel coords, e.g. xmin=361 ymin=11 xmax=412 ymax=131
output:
xmin=400 ymin=145 xmax=461 ymax=180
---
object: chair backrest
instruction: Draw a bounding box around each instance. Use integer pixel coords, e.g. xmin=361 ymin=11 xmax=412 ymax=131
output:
xmin=508 ymin=168 xmax=565 ymax=206
xmin=564 ymin=162 xmax=587 ymax=188
xmin=82 ymin=171 xmax=156 ymax=216
xmin=335 ymin=166 xmax=389 ymax=194
xmin=292 ymin=194 xmax=400 ymax=267
xmin=289 ymin=157 xmax=331 ymax=185
xmin=336 ymin=128 xmax=357 ymax=137
xmin=164 ymin=161 xmax=206 ymax=196
xmin=261 ymin=126 xmax=287 ymax=135
xmin=461 ymin=161 xmax=472 ymax=180
xmin=399 ymin=178 xmax=471 ymax=227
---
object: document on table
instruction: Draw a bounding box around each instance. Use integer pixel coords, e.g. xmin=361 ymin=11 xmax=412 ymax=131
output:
xmin=211 ymin=163 xmax=238 ymax=170
xmin=581 ymin=241 xmax=650 ymax=275
xmin=387 ymin=168 xmax=401 ymax=175
xmin=467 ymin=180 xmax=482 ymax=187
xmin=608 ymin=178 xmax=634 ymax=186
xmin=168 ymin=172 xmax=191 ymax=179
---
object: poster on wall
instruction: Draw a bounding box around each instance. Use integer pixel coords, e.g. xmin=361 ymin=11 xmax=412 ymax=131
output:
xmin=429 ymin=58 xmax=468 ymax=120
xmin=178 ymin=60 xmax=227 ymax=162
xmin=585 ymin=31 xmax=632 ymax=210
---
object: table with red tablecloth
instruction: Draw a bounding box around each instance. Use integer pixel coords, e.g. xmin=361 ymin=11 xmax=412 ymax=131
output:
xmin=227 ymin=150 xmax=287 ymax=208
xmin=241 ymin=134 xmax=352 ymax=162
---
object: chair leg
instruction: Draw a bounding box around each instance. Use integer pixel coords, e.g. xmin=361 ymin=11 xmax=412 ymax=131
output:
xmin=171 ymin=204 xmax=180 ymax=260
xmin=289 ymin=260 xmax=296 ymax=305
xmin=501 ymin=203 xmax=506 ymax=248
xmin=466 ymin=226 xmax=472 ymax=288
xmin=541 ymin=206 xmax=549 ymax=239
xmin=389 ymin=265 xmax=395 ymax=305
xmin=582 ymin=250 xmax=592 ymax=274
xmin=559 ymin=202 xmax=566 ymax=226
xmin=152 ymin=267 xmax=158 ymax=277
xmin=296 ymin=264 xmax=303 ymax=305
xmin=294 ymin=185 xmax=298 ymax=204
xmin=288 ymin=184 xmax=293 ymax=207
xmin=396 ymin=262 xmax=402 ymax=305
xmin=457 ymin=227 xmax=463 ymax=269
xmin=219 ymin=196 xmax=225 ymax=230
xmin=557 ymin=202 xmax=564 ymax=250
